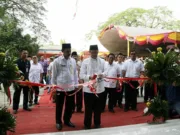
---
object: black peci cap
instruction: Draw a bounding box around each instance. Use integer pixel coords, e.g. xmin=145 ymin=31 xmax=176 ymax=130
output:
xmin=89 ymin=45 xmax=98 ymax=51
xmin=62 ymin=43 xmax=71 ymax=51
xmin=71 ymin=51 xmax=78 ymax=56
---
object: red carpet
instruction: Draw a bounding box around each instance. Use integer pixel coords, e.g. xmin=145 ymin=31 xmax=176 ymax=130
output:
xmin=11 ymin=91 xmax=152 ymax=135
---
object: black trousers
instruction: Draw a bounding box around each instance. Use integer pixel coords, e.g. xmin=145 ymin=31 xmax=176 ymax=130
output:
xmin=124 ymin=81 xmax=139 ymax=110
xmin=114 ymin=83 xmax=125 ymax=106
xmin=56 ymin=90 xmax=75 ymax=124
xmin=72 ymin=88 xmax=83 ymax=112
xmin=102 ymin=87 xmax=116 ymax=110
xmin=13 ymin=86 xmax=29 ymax=110
xmin=84 ymin=92 xmax=104 ymax=128
xmin=40 ymin=73 xmax=47 ymax=84
xmin=76 ymin=88 xmax=83 ymax=111
xmin=144 ymin=83 xmax=154 ymax=101
xmin=29 ymin=86 xmax=40 ymax=103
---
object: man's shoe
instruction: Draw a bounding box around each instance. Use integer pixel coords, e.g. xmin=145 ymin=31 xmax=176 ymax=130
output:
xmin=118 ymin=104 xmax=123 ymax=109
xmin=124 ymin=108 xmax=129 ymax=112
xmin=109 ymin=109 xmax=115 ymax=113
xmin=84 ymin=126 xmax=91 ymax=130
xmin=113 ymin=104 xmax=117 ymax=107
xmin=23 ymin=108 xmax=32 ymax=111
xmin=13 ymin=110 xmax=17 ymax=114
xmin=94 ymin=125 xmax=101 ymax=129
xmin=56 ymin=123 xmax=62 ymax=130
xmin=64 ymin=121 xmax=75 ymax=127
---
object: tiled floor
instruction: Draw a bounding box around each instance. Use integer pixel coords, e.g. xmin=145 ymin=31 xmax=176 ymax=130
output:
xmin=0 ymin=85 xmax=15 ymax=107
xmin=26 ymin=119 xmax=180 ymax=135
xmin=0 ymin=84 xmax=44 ymax=108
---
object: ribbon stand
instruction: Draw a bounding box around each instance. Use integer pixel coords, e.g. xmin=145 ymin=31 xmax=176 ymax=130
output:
xmin=127 ymin=40 xmax=130 ymax=57
xmin=127 ymin=37 xmax=134 ymax=57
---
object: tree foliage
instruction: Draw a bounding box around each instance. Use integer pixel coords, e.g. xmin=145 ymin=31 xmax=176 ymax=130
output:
xmin=0 ymin=0 xmax=49 ymax=40
xmin=86 ymin=6 xmax=180 ymax=40
xmin=0 ymin=18 xmax=40 ymax=56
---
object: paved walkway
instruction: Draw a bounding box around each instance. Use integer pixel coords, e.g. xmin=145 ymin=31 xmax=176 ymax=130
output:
xmin=0 ymin=84 xmax=44 ymax=108
xmin=0 ymin=85 xmax=14 ymax=107
xmin=25 ymin=119 xmax=180 ymax=135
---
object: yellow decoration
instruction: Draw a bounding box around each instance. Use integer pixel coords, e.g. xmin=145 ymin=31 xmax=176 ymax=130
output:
xmin=98 ymin=31 xmax=104 ymax=39
xmin=98 ymin=52 xmax=109 ymax=56
xmin=146 ymin=102 xmax=151 ymax=107
xmin=157 ymin=47 xmax=162 ymax=52
xmin=168 ymin=32 xmax=180 ymax=41
xmin=119 ymin=29 xmax=125 ymax=36
xmin=136 ymin=36 xmax=147 ymax=41
xmin=149 ymin=34 xmax=164 ymax=40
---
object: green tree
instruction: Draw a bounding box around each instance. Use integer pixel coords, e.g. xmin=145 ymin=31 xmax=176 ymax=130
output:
xmin=0 ymin=19 xmax=40 ymax=56
xmin=98 ymin=8 xmax=146 ymax=31
xmin=0 ymin=0 xmax=49 ymax=40
xmin=86 ymin=6 xmax=180 ymax=40
xmin=142 ymin=6 xmax=173 ymax=28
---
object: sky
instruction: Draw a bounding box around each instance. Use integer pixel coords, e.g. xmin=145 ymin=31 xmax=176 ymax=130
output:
xmin=44 ymin=0 xmax=180 ymax=51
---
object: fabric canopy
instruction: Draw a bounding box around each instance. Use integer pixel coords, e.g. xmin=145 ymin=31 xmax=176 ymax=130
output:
xmin=99 ymin=25 xmax=180 ymax=46
xmin=98 ymin=25 xmax=180 ymax=55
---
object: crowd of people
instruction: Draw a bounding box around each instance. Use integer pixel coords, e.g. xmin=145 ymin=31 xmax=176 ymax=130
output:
xmin=12 ymin=43 xmax=180 ymax=131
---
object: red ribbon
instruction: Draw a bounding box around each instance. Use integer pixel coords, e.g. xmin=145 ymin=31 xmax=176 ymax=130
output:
xmin=105 ymin=77 xmax=149 ymax=81
xmin=10 ymin=77 xmax=155 ymax=104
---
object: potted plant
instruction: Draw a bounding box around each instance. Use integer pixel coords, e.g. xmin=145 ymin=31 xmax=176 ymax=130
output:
xmin=143 ymin=47 xmax=180 ymax=123
xmin=143 ymin=95 xmax=169 ymax=123
xmin=0 ymin=107 xmax=16 ymax=135
xmin=0 ymin=49 xmax=20 ymax=134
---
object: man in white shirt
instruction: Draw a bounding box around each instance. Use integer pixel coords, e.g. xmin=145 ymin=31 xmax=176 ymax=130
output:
xmin=122 ymin=50 xmax=144 ymax=112
xmin=27 ymin=55 xmax=33 ymax=65
xmin=47 ymin=57 xmax=54 ymax=93
xmin=71 ymin=51 xmax=83 ymax=113
xmin=114 ymin=53 xmax=124 ymax=108
xmin=80 ymin=45 xmax=105 ymax=129
xmin=102 ymin=53 xmax=119 ymax=113
xmin=52 ymin=43 xmax=78 ymax=130
xmin=29 ymin=56 xmax=43 ymax=106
